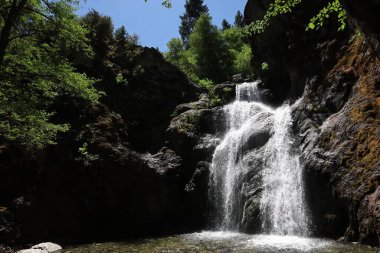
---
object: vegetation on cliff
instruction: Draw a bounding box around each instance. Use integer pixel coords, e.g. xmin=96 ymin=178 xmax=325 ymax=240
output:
xmin=0 ymin=1 xmax=146 ymax=150
xmin=165 ymin=1 xmax=252 ymax=87
xmin=0 ymin=0 xmax=101 ymax=149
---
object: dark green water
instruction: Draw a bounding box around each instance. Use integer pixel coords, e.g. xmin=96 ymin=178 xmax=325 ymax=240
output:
xmin=63 ymin=232 xmax=379 ymax=253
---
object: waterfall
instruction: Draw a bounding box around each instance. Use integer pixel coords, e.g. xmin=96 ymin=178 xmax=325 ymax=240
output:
xmin=209 ymin=81 xmax=309 ymax=235
xmin=260 ymin=104 xmax=309 ymax=235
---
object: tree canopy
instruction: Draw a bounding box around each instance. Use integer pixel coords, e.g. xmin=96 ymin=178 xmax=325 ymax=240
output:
xmin=0 ymin=0 xmax=101 ymax=149
xmin=179 ymin=0 xmax=209 ymax=48
xmin=165 ymin=13 xmax=252 ymax=87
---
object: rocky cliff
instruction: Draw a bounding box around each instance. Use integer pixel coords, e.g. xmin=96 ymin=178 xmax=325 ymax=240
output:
xmin=244 ymin=0 xmax=380 ymax=246
xmin=0 ymin=47 xmax=217 ymax=245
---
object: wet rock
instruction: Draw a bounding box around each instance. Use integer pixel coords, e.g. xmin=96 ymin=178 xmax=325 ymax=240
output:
xmin=240 ymin=147 xmax=266 ymax=233
xmin=291 ymin=38 xmax=380 ymax=244
xmin=211 ymin=83 xmax=237 ymax=105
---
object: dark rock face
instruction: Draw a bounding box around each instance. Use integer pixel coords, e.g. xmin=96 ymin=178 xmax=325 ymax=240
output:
xmin=341 ymin=0 xmax=380 ymax=56
xmin=244 ymin=0 xmax=380 ymax=246
xmin=0 ymin=48 xmax=213 ymax=244
xmin=100 ymin=47 xmax=201 ymax=152
xmin=292 ymin=38 xmax=380 ymax=245
xmin=244 ymin=0 xmax=350 ymax=103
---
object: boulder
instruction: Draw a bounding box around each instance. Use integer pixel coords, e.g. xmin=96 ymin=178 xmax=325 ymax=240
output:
xmin=17 ymin=242 xmax=62 ymax=253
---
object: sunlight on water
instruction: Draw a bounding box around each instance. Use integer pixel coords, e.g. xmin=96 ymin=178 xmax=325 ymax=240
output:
xmin=64 ymin=232 xmax=378 ymax=253
xmin=246 ymin=234 xmax=330 ymax=251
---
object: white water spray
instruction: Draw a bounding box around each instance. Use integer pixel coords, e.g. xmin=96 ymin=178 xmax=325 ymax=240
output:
xmin=209 ymin=81 xmax=309 ymax=235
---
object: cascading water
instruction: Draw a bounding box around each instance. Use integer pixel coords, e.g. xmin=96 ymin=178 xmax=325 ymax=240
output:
xmin=209 ymin=81 xmax=309 ymax=235
xmin=260 ymin=104 xmax=309 ymax=235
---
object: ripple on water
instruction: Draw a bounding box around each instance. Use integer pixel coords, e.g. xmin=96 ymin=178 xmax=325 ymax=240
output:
xmin=63 ymin=232 xmax=379 ymax=253
xmin=245 ymin=234 xmax=331 ymax=252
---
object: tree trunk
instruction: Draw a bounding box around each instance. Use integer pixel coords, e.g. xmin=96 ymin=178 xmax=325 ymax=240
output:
xmin=0 ymin=0 xmax=28 ymax=66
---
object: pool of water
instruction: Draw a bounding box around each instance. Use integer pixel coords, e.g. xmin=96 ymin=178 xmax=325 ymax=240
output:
xmin=63 ymin=231 xmax=378 ymax=253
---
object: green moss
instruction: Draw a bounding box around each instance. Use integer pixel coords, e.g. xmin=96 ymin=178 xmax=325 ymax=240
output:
xmin=223 ymin=87 xmax=233 ymax=94
xmin=174 ymin=110 xmax=201 ymax=133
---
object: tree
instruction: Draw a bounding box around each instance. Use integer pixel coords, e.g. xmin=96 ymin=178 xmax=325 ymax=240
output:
xmin=189 ymin=14 xmax=233 ymax=83
xmin=234 ymin=10 xmax=244 ymax=28
xmin=0 ymin=0 xmax=100 ymax=149
xmin=179 ymin=0 xmax=209 ymax=48
xmin=112 ymin=25 xmax=141 ymax=71
xmin=81 ymin=10 xmax=115 ymax=60
xmin=165 ymin=38 xmax=185 ymax=68
xmin=0 ymin=0 xmax=28 ymax=65
xmin=221 ymin=19 xmax=232 ymax=31
xmin=221 ymin=27 xmax=252 ymax=77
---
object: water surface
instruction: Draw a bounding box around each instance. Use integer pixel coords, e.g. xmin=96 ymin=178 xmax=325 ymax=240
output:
xmin=63 ymin=231 xmax=378 ymax=253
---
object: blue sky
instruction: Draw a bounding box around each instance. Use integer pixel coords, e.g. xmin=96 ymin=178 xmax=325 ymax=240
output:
xmin=77 ymin=0 xmax=247 ymax=51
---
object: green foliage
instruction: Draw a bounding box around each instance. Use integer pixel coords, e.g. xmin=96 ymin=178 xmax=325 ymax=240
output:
xmin=112 ymin=25 xmax=141 ymax=71
xmin=145 ymin=0 xmax=172 ymax=8
xmin=246 ymin=0 xmax=302 ymax=35
xmin=165 ymin=38 xmax=185 ymax=68
xmin=221 ymin=27 xmax=245 ymax=51
xmin=233 ymin=44 xmax=252 ymax=77
xmin=223 ymin=87 xmax=233 ymax=94
xmin=307 ymin=0 xmax=347 ymax=31
xmin=77 ymin=141 xmax=98 ymax=166
xmin=116 ymin=73 xmax=128 ymax=85
xmin=221 ymin=19 xmax=231 ymax=31
xmin=245 ymin=0 xmax=347 ymax=35
xmin=209 ymin=96 xmax=222 ymax=107
xmin=261 ymin=62 xmax=269 ymax=71
xmin=198 ymin=78 xmax=214 ymax=90
xmin=354 ymin=28 xmax=363 ymax=39
xmin=80 ymin=10 xmax=115 ymax=59
xmin=0 ymin=0 xmax=100 ymax=149
xmin=189 ymin=14 xmax=233 ymax=83
xmin=234 ymin=10 xmax=245 ymax=28
xmin=165 ymin=16 xmax=252 ymax=87
xmin=179 ymin=0 xmax=209 ymax=48
xmin=0 ymin=80 xmax=70 ymax=149
xmin=221 ymin=27 xmax=252 ymax=77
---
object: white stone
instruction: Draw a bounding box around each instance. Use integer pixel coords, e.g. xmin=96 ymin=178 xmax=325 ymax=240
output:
xmin=17 ymin=242 xmax=62 ymax=253
xmin=32 ymin=242 xmax=62 ymax=252
xmin=16 ymin=250 xmax=48 ymax=253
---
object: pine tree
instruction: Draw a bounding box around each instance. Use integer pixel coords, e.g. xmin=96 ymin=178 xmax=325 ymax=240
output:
xmin=234 ymin=10 xmax=244 ymax=27
xmin=81 ymin=10 xmax=115 ymax=60
xmin=221 ymin=19 xmax=231 ymax=30
xmin=112 ymin=26 xmax=140 ymax=70
xmin=189 ymin=14 xmax=233 ymax=83
xmin=179 ymin=0 xmax=209 ymax=48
